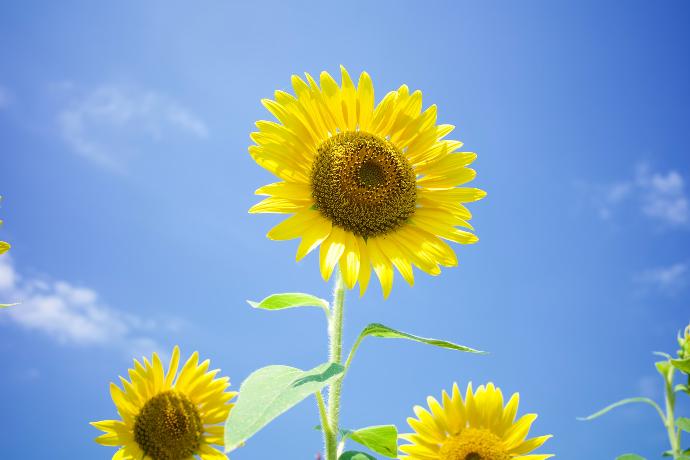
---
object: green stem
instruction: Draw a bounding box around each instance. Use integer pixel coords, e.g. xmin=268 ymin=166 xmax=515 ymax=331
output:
xmin=324 ymin=270 xmax=346 ymax=460
xmin=316 ymin=391 xmax=333 ymax=456
xmin=664 ymin=367 xmax=681 ymax=459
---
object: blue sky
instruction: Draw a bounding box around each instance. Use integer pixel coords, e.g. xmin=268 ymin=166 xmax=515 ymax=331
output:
xmin=1 ymin=1 xmax=689 ymax=458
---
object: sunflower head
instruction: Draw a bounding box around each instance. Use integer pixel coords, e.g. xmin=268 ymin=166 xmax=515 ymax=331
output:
xmin=249 ymin=66 xmax=485 ymax=298
xmin=399 ymin=382 xmax=553 ymax=460
xmin=91 ymin=346 xmax=237 ymax=460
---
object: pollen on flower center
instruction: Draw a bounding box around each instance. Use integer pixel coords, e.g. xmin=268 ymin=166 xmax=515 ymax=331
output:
xmin=133 ymin=390 xmax=203 ymax=460
xmin=310 ymin=131 xmax=417 ymax=238
xmin=438 ymin=428 xmax=510 ymax=460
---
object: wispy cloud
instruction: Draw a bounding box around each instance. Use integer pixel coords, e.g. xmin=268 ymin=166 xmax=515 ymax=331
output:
xmin=636 ymin=164 xmax=689 ymax=226
xmin=0 ymin=256 xmax=173 ymax=356
xmin=635 ymin=262 xmax=688 ymax=297
xmin=578 ymin=162 xmax=689 ymax=228
xmin=57 ymin=84 xmax=208 ymax=172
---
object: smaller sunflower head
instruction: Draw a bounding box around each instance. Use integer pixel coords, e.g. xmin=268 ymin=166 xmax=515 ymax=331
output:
xmin=399 ymin=382 xmax=553 ymax=460
xmin=91 ymin=346 xmax=237 ymax=460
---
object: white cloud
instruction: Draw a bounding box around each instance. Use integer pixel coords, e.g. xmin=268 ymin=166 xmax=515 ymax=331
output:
xmin=57 ymin=84 xmax=208 ymax=172
xmin=0 ymin=256 xmax=170 ymax=356
xmin=579 ymin=162 xmax=689 ymax=228
xmin=636 ymin=164 xmax=689 ymax=226
xmin=635 ymin=262 xmax=688 ymax=296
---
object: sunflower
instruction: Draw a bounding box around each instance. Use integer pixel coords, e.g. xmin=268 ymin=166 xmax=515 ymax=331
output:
xmin=92 ymin=346 xmax=236 ymax=460
xmin=399 ymin=383 xmax=553 ymax=460
xmin=249 ymin=66 xmax=485 ymax=298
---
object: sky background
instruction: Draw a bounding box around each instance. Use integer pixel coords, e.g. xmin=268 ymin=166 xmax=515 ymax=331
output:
xmin=1 ymin=1 xmax=689 ymax=459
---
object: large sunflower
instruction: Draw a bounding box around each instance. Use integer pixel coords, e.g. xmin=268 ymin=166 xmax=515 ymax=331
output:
xmin=92 ymin=346 xmax=236 ymax=460
xmin=249 ymin=66 xmax=485 ymax=298
xmin=399 ymin=382 xmax=552 ymax=460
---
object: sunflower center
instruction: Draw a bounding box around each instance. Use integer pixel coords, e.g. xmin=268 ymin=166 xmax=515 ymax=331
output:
xmin=310 ymin=131 xmax=417 ymax=238
xmin=133 ymin=390 xmax=203 ymax=460
xmin=439 ymin=428 xmax=510 ymax=460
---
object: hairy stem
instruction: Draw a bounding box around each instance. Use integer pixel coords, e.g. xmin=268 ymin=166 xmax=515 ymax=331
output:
xmin=324 ymin=270 xmax=345 ymax=460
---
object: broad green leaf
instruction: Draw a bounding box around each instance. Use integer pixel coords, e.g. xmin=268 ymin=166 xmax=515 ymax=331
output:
xmin=578 ymin=397 xmax=665 ymax=423
xmin=0 ymin=241 xmax=9 ymax=254
xmin=346 ymin=425 xmax=398 ymax=458
xmin=616 ymin=455 xmax=646 ymax=460
xmin=224 ymin=362 xmax=344 ymax=452
xmin=247 ymin=292 xmax=329 ymax=313
xmin=677 ymin=417 xmax=690 ymax=432
xmin=671 ymin=357 xmax=690 ymax=374
xmin=339 ymin=452 xmax=377 ymax=460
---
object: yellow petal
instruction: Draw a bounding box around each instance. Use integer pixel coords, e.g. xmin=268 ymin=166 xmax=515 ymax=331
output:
xmin=296 ymin=216 xmax=332 ymax=261
xmin=319 ymin=226 xmax=347 ymax=281
xmin=339 ymin=231 xmax=360 ymax=289
xmin=367 ymin=238 xmax=394 ymax=298
xmin=267 ymin=211 xmax=320 ymax=241
xmin=356 ymin=71 xmax=374 ymax=131
xmin=355 ymin=236 xmax=371 ymax=296
xmin=248 ymin=196 xmax=311 ymax=214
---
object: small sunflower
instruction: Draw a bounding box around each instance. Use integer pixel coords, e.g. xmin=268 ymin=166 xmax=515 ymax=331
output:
xmin=92 ymin=346 xmax=237 ymax=460
xmin=249 ymin=66 xmax=485 ymax=298
xmin=400 ymin=382 xmax=553 ymax=460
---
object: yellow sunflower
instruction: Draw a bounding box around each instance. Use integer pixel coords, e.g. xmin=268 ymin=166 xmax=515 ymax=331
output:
xmin=249 ymin=66 xmax=485 ymax=298
xmin=91 ymin=346 xmax=236 ymax=460
xmin=400 ymin=382 xmax=553 ymax=460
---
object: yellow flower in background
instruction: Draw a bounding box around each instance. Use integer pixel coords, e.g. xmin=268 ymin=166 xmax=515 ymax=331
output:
xmin=92 ymin=346 xmax=236 ymax=460
xmin=249 ymin=66 xmax=485 ymax=298
xmin=0 ymin=195 xmax=9 ymax=255
xmin=400 ymin=382 xmax=552 ymax=460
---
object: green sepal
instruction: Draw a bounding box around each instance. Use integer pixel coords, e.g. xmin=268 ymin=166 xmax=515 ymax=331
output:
xmin=344 ymin=425 xmax=398 ymax=458
xmin=677 ymin=417 xmax=690 ymax=432
xmin=247 ymin=292 xmax=329 ymax=312
xmin=339 ymin=452 xmax=377 ymax=460
xmin=656 ymin=360 xmax=672 ymax=378
xmin=671 ymin=357 xmax=690 ymax=374
xmin=224 ymin=362 xmax=345 ymax=452
xmin=616 ymin=455 xmax=646 ymax=460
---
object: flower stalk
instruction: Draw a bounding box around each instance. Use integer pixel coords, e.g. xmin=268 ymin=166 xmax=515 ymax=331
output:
xmin=324 ymin=270 xmax=346 ymax=460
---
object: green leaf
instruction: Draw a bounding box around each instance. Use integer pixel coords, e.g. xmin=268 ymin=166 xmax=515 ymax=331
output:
xmin=656 ymin=360 xmax=672 ymax=377
xmin=0 ymin=303 xmax=18 ymax=309
xmin=247 ymin=293 xmax=329 ymax=313
xmin=224 ymin=362 xmax=344 ymax=452
xmin=674 ymin=383 xmax=689 ymax=393
xmin=671 ymin=357 xmax=690 ymax=374
xmin=616 ymin=455 xmax=646 ymax=460
xmin=344 ymin=323 xmax=484 ymax=369
xmin=0 ymin=241 xmax=9 ymax=255
xmin=677 ymin=417 xmax=690 ymax=432
xmin=339 ymin=452 xmax=377 ymax=460
xmin=345 ymin=425 xmax=398 ymax=458
xmin=358 ymin=323 xmax=484 ymax=352
xmin=578 ymin=397 xmax=665 ymax=423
